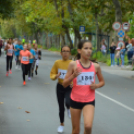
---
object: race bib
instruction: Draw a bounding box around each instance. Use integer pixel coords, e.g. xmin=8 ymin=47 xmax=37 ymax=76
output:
xmin=8 ymin=49 xmax=13 ymax=54
xmin=58 ymin=69 xmax=67 ymax=79
xmin=77 ymin=72 xmax=94 ymax=85
xmin=22 ymin=56 xmax=28 ymax=61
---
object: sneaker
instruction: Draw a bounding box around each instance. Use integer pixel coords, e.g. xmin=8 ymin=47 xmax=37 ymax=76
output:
xmin=28 ymin=77 xmax=31 ymax=81
xmin=15 ymin=66 xmax=18 ymax=69
xmin=35 ymin=70 xmax=37 ymax=75
xmin=23 ymin=81 xmax=26 ymax=85
xmin=121 ymin=65 xmax=124 ymax=68
xmin=9 ymin=70 xmax=12 ymax=74
xmin=18 ymin=66 xmax=21 ymax=70
xmin=6 ymin=72 xmax=9 ymax=76
xmin=57 ymin=126 xmax=64 ymax=133
xmin=67 ymin=109 xmax=71 ymax=119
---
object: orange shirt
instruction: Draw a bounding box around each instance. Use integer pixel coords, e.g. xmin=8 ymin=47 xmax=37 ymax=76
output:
xmin=71 ymin=60 xmax=96 ymax=103
xmin=20 ymin=50 xmax=31 ymax=64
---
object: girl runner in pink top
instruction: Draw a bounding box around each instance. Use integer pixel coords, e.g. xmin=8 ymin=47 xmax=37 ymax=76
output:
xmin=71 ymin=60 xmax=96 ymax=103
xmin=63 ymin=40 xmax=105 ymax=134
xmin=5 ymin=40 xmax=14 ymax=76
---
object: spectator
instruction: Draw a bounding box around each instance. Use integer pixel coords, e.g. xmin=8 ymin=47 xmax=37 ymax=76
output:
xmin=0 ymin=37 xmax=3 ymax=57
xmin=115 ymin=47 xmax=121 ymax=66
xmin=131 ymin=38 xmax=134 ymax=67
xmin=120 ymin=45 xmax=126 ymax=68
xmin=100 ymin=39 xmax=107 ymax=55
xmin=126 ymin=39 xmax=133 ymax=67
xmin=110 ymin=41 xmax=116 ymax=67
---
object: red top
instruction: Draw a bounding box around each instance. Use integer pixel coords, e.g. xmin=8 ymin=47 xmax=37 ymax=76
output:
xmin=71 ymin=60 xmax=96 ymax=102
xmin=20 ymin=50 xmax=31 ymax=64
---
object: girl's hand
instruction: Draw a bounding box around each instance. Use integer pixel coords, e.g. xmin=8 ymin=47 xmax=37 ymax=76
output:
xmin=70 ymin=83 xmax=73 ymax=88
xmin=56 ymin=72 xmax=61 ymax=79
xmin=90 ymin=81 xmax=97 ymax=90
xmin=73 ymin=67 xmax=82 ymax=78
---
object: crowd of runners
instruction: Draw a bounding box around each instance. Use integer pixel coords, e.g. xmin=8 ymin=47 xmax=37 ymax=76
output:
xmin=0 ymin=38 xmax=105 ymax=134
xmin=0 ymin=38 xmax=41 ymax=85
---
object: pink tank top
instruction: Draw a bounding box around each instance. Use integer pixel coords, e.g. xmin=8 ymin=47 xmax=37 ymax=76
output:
xmin=7 ymin=44 xmax=13 ymax=56
xmin=71 ymin=60 xmax=96 ymax=102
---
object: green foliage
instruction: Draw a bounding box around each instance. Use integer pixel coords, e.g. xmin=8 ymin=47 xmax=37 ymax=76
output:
xmin=48 ymin=47 xmax=60 ymax=52
xmin=71 ymin=48 xmax=77 ymax=55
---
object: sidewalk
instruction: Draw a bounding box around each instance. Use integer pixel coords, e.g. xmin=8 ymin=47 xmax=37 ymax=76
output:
xmin=99 ymin=62 xmax=134 ymax=80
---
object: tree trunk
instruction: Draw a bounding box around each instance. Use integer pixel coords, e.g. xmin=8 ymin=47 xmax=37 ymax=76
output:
xmin=95 ymin=13 xmax=99 ymax=51
xmin=112 ymin=0 xmax=122 ymax=44
xmin=67 ymin=0 xmax=81 ymax=42
xmin=61 ymin=34 xmax=66 ymax=46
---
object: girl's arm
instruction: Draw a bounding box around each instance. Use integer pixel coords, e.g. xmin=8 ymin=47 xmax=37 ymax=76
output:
xmin=29 ymin=53 xmax=33 ymax=59
xmin=4 ymin=45 xmax=9 ymax=50
xmin=63 ymin=61 xmax=82 ymax=88
xmin=50 ymin=61 xmax=60 ymax=80
xmin=90 ymin=63 xmax=105 ymax=90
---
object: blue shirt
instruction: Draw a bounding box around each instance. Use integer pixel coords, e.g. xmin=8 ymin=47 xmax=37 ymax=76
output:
xmin=29 ymin=49 xmax=35 ymax=63
xmin=15 ymin=44 xmax=23 ymax=56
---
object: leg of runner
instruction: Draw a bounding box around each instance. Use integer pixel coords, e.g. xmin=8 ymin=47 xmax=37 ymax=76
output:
xmin=0 ymin=46 xmax=1 ymax=56
xmin=56 ymin=83 xmax=67 ymax=133
xmin=28 ymin=63 xmax=32 ymax=80
xmin=9 ymin=56 xmax=13 ymax=74
xmin=6 ymin=56 xmax=10 ymax=76
xmin=70 ymin=108 xmax=81 ymax=134
xmin=21 ymin=64 xmax=29 ymax=85
xmin=21 ymin=64 xmax=26 ymax=85
xmin=65 ymin=87 xmax=72 ymax=119
xmin=16 ymin=56 xmax=19 ymax=69
xmin=83 ymin=105 xmax=95 ymax=134
xmin=35 ymin=59 xmax=39 ymax=75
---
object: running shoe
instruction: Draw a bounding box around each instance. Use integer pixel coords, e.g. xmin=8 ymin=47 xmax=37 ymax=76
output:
xmin=57 ymin=126 xmax=64 ymax=133
xmin=28 ymin=77 xmax=31 ymax=81
xmin=35 ymin=70 xmax=37 ymax=75
xmin=6 ymin=72 xmax=9 ymax=76
xmin=23 ymin=81 xmax=26 ymax=85
xmin=67 ymin=109 xmax=71 ymax=119
xmin=9 ymin=70 xmax=12 ymax=74
xmin=15 ymin=66 xmax=18 ymax=69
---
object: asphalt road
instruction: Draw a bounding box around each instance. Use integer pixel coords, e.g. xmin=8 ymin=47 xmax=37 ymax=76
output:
xmin=0 ymin=50 xmax=134 ymax=134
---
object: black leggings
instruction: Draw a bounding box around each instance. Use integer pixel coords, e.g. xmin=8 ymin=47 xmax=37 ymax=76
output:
xmin=56 ymin=83 xmax=72 ymax=124
xmin=21 ymin=64 xmax=29 ymax=81
xmin=6 ymin=56 xmax=13 ymax=71
xmin=16 ymin=56 xmax=20 ymax=65
xmin=0 ymin=47 xmax=2 ymax=56
xmin=28 ymin=63 xmax=32 ymax=77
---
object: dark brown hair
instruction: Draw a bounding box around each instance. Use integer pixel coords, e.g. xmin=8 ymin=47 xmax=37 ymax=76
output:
xmin=75 ymin=40 xmax=91 ymax=60
xmin=61 ymin=45 xmax=71 ymax=52
xmin=7 ymin=40 xmax=12 ymax=44
xmin=75 ymin=40 xmax=97 ymax=62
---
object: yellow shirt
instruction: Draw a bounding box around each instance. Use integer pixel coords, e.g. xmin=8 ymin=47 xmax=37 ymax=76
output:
xmin=50 ymin=60 xmax=72 ymax=84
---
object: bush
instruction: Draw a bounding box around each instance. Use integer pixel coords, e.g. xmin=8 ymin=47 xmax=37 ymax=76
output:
xmin=48 ymin=47 xmax=60 ymax=52
xmin=71 ymin=49 xmax=77 ymax=55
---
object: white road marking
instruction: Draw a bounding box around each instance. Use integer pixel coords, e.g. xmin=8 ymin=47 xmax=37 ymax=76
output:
xmin=96 ymin=91 xmax=134 ymax=112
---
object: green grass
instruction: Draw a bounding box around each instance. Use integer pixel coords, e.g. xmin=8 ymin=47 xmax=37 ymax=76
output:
xmin=92 ymin=51 xmax=129 ymax=66
xmin=48 ymin=47 xmax=60 ymax=52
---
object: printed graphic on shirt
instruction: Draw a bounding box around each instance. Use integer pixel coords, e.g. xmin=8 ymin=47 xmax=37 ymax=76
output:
xmin=8 ymin=49 xmax=13 ymax=54
xmin=77 ymin=72 xmax=94 ymax=85
xmin=58 ymin=69 xmax=67 ymax=79
xmin=22 ymin=56 xmax=29 ymax=61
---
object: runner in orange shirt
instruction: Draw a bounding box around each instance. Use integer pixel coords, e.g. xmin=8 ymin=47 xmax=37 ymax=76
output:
xmin=19 ymin=44 xmax=33 ymax=85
